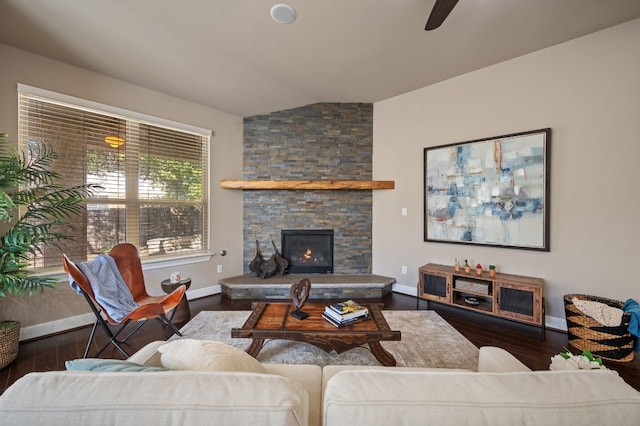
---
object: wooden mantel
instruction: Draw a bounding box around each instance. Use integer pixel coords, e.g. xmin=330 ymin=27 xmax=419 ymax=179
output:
xmin=219 ymin=180 xmax=395 ymax=190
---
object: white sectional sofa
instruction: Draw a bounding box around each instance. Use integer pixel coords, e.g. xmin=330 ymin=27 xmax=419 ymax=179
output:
xmin=1 ymin=342 xmax=639 ymax=425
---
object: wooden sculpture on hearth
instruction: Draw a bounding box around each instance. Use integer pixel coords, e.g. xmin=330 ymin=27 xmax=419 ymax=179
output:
xmin=249 ymin=240 xmax=264 ymax=276
xmin=290 ymin=278 xmax=311 ymax=320
xmin=271 ymin=240 xmax=288 ymax=275
xmin=250 ymin=240 xmax=289 ymax=279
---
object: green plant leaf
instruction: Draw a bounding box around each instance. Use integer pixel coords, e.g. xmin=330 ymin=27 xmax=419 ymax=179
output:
xmin=0 ymin=133 xmax=103 ymax=298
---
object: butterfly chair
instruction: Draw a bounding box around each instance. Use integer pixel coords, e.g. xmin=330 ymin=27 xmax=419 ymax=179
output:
xmin=62 ymin=243 xmax=186 ymax=358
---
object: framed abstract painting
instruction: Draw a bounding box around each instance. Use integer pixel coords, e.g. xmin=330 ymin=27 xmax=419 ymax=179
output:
xmin=424 ymin=128 xmax=551 ymax=251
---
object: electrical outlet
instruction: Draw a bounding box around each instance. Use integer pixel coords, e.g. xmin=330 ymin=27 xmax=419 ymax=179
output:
xmin=217 ymin=264 xmax=223 ymax=273
xmin=401 ymin=207 xmax=407 ymax=216
xmin=401 ymin=265 xmax=407 ymax=274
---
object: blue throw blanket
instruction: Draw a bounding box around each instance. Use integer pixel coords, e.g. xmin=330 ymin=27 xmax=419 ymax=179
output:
xmin=69 ymin=254 xmax=139 ymax=322
xmin=622 ymin=299 xmax=640 ymax=351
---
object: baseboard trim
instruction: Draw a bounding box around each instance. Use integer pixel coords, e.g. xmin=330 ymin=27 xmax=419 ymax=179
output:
xmin=19 ymin=285 xmax=223 ymax=341
xmin=391 ymin=282 xmax=566 ymax=332
xmin=187 ymin=284 xmax=221 ymax=300
xmin=392 ymin=283 xmax=416 ymax=296
xmin=20 ymin=313 xmax=96 ymax=342
xmin=545 ymin=316 xmax=567 ymax=332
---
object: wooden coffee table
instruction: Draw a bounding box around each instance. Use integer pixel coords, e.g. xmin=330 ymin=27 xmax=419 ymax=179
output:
xmin=231 ymin=302 xmax=401 ymax=366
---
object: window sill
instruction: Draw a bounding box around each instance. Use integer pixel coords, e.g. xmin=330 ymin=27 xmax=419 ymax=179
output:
xmin=44 ymin=252 xmax=214 ymax=282
xmin=141 ymin=253 xmax=214 ymax=270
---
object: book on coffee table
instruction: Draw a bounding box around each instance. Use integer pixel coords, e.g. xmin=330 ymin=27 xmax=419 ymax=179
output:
xmin=327 ymin=300 xmax=369 ymax=319
xmin=322 ymin=312 xmax=370 ymax=328
xmin=324 ymin=305 xmax=369 ymax=323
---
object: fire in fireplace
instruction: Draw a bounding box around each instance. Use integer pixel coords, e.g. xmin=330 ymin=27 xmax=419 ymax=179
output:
xmin=281 ymin=229 xmax=334 ymax=274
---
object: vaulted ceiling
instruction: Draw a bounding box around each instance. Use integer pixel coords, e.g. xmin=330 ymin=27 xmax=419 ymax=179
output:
xmin=1 ymin=0 xmax=639 ymax=117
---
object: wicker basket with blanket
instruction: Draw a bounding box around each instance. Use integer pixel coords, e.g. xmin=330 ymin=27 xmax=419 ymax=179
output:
xmin=564 ymin=294 xmax=635 ymax=362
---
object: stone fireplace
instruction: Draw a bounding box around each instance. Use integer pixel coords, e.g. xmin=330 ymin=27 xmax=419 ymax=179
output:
xmin=242 ymin=103 xmax=373 ymax=275
xmin=281 ymin=229 xmax=334 ymax=274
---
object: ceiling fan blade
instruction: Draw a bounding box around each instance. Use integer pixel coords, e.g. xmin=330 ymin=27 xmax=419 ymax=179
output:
xmin=425 ymin=0 xmax=460 ymax=31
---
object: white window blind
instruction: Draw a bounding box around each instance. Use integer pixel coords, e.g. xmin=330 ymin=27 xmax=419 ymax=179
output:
xmin=17 ymin=86 xmax=210 ymax=269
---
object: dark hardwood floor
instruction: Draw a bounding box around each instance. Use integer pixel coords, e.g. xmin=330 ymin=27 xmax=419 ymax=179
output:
xmin=2 ymin=292 xmax=639 ymax=395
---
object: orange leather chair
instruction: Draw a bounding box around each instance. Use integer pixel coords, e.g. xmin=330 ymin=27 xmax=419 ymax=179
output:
xmin=62 ymin=243 xmax=186 ymax=358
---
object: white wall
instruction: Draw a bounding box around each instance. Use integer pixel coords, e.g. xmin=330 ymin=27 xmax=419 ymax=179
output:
xmin=0 ymin=43 xmax=245 ymax=337
xmin=373 ymin=18 xmax=640 ymax=329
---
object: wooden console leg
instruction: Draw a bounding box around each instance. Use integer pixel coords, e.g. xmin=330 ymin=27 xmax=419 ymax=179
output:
xmin=245 ymin=338 xmax=265 ymax=358
xmin=368 ymin=341 xmax=397 ymax=366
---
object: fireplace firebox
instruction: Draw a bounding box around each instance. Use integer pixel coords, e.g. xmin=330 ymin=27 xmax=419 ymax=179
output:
xmin=281 ymin=229 xmax=334 ymax=274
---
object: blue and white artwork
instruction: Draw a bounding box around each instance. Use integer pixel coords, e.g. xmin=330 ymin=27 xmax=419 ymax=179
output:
xmin=424 ymin=129 xmax=550 ymax=251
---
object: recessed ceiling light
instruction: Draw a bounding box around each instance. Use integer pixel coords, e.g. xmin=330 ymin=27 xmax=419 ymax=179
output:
xmin=270 ymin=4 xmax=296 ymax=24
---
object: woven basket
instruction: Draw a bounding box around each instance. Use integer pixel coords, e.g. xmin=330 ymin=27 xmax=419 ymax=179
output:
xmin=0 ymin=321 xmax=20 ymax=369
xmin=564 ymin=294 xmax=635 ymax=362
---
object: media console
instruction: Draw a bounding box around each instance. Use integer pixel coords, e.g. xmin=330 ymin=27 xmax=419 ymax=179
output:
xmin=417 ymin=263 xmax=545 ymax=339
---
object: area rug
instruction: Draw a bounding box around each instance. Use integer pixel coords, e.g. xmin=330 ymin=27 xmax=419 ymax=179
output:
xmin=172 ymin=310 xmax=479 ymax=370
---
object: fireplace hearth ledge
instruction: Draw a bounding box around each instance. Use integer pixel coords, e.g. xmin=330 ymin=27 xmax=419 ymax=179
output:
xmin=219 ymin=274 xmax=395 ymax=300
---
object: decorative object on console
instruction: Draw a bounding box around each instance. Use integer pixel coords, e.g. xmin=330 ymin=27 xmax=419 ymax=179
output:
xmin=290 ymin=278 xmax=311 ymax=320
xmin=464 ymin=297 xmax=479 ymax=306
xmin=456 ymin=279 xmax=490 ymax=295
xmin=454 ymin=258 xmax=460 ymax=272
xmin=489 ymin=264 xmax=496 ymax=278
xmin=424 ymin=128 xmax=551 ymax=251
xmin=475 ymin=263 xmax=482 ymax=276
xmin=464 ymin=259 xmax=470 ymax=274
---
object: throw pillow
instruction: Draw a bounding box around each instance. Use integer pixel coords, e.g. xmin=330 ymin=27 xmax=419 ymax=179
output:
xmin=65 ymin=358 xmax=168 ymax=372
xmin=157 ymin=338 xmax=266 ymax=373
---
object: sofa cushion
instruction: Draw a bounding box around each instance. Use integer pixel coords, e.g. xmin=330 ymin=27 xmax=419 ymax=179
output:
xmin=321 ymin=365 xmax=471 ymax=397
xmin=128 ymin=341 xmax=323 ymax=426
xmin=65 ymin=358 xmax=168 ymax=372
xmin=157 ymin=338 xmax=266 ymax=373
xmin=477 ymin=346 xmax=531 ymax=372
xmin=0 ymin=370 xmax=308 ymax=425
xmin=264 ymin=364 xmax=323 ymax=426
xmin=126 ymin=340 xmax=165 ymax=366
xmin=323 ymin=369 xmax=640 ymax=425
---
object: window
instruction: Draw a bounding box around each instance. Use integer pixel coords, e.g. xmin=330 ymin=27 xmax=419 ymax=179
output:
xmin=18 ymin=85 xmax=210 ymax=269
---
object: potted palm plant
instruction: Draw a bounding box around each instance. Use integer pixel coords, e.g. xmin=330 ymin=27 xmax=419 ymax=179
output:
xmin=0 ymin=131 xmax=100 ymax=368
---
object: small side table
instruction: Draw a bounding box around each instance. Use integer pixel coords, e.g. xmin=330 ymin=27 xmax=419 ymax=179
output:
xmin=161 ymin=278 xmax=191 ymax=324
